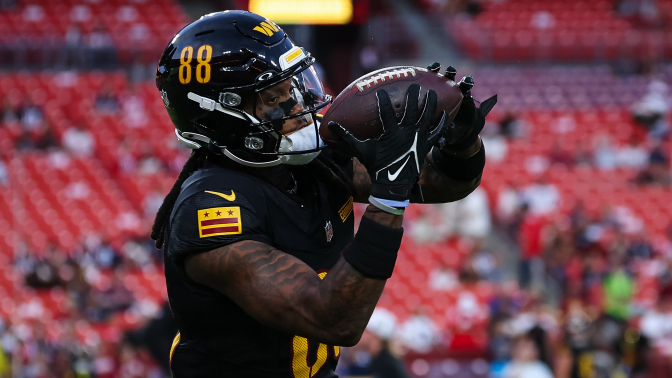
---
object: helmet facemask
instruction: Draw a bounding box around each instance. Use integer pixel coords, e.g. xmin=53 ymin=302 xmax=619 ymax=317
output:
xmin=245 ymin=65 xmax=329 ymax=161
xmin=211 ymin=61 xmax=330 ymax=166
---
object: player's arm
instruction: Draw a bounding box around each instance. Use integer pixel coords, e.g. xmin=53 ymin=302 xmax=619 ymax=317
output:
xmin=187 ymin=85 xmax=440 ymax=347
xmin=185 ymin=205 xmax=400 ymax=347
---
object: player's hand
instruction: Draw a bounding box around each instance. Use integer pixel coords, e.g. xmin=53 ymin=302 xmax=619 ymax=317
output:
xmin=443 ymin=75 xmax=497 ymax=151
xmin=328 ymin=84 xmax=446 ymax=202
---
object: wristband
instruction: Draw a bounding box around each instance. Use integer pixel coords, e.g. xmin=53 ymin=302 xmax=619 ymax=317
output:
xmin=431 ymin=142 xmax=485 ymax=182
xmin=342 ymin=216 xmax=403 ymax=279
xmin=369 ymin=196 xmax=408 ymax=215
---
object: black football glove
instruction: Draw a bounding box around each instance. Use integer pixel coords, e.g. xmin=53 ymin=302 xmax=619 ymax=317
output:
xmin=328 ymin=84 xmax=446 ymax=202
xmin=444 ymin=92 xmax=497 ymax=150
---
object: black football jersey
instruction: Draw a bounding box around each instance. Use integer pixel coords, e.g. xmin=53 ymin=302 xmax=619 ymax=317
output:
xmin=164 ymin=159 xmax=355 ymax=377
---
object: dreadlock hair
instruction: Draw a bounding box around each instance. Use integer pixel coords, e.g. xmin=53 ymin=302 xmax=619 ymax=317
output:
xmin=151 ymin=148 xmax=207 ymax=249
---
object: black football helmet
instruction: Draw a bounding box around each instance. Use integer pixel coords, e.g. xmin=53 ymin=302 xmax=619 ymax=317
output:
xmin=156 ymin=11 xmax=331 ymax=167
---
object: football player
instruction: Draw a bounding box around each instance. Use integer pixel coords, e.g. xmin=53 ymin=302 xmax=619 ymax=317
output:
xmin=153 ymin=10 xmax=495 ymax=377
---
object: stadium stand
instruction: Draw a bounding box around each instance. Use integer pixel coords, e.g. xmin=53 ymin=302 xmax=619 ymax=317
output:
xmin=2 ymin=67 xmax=672 ymax=378
xmin=443 ymin=0 xmax=672 ymax=62
xmin=2 ymin=0 xmax=672 ymax=377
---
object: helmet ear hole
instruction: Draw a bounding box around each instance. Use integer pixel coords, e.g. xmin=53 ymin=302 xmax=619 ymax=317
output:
xmin=220 ymin=92 xmax=242 ymax=107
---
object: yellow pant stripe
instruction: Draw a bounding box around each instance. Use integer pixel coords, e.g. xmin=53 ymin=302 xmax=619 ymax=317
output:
xmin=169 ymin=332 xmax=181 ymax=366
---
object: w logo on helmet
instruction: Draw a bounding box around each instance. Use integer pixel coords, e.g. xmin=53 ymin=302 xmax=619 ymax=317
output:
xmin=253 ymin=20 xmax=279 ymax=36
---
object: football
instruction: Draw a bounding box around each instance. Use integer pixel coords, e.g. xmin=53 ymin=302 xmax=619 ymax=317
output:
xmin=319 ymin=65 xmax=465 ymax=152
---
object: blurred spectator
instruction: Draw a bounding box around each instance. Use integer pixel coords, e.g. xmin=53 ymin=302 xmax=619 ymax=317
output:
xmin=363 ymin=308 xmax=408 ymax=378
xmin=518 ymin=204 xmax=546 ymax=290
xmin=631 ymin=79 xmax=670 ymax=139
xmin=96 ymin=84 xmax=121 ymax=114
xmin=65 ymin=25 xmax=82 ymax=47
xmin=65 ymin=181 xmax=90 ymax=200
xmin=640 ymin=285 xmax=672 ymax=344
xmin=116 ymin=211 xmax=142 ymax=233
xmin=0 ymin=340 xmax=8 ymax=377
xmin=617 ymin=0 xmax=668 ymax=30
xmin=489 ymin=280 xmax=525 ymax=320
xmin=398 ymin=308 xmax=440 ymax=353
xmin=0 ymin=160 xmax=7 ymax=186
xmin=15 ymin=123 xmax=57 ymax=152
xmin=463 ymin=0 xmax=483 ymax=18
xmin=482 ymin=121 xmax=508 ymax=163
xmin=627 ymin=232 xmax=653 ymax=260
xmin=118 ymin=137 xmax=137 ymax=174
xmin=412 ymin=187 xmax=491 ymax=243
xmin=117 ymin=342 xmax=156 ymax=378
xmin=168 ymin=148 xmax=189 ymax=174
xmin=548 ymin=141 xmax=574 ymax=168
xmin=507 ymin=298 xmax=558 ymax=339
xmin=1 ymin=98 xmax=20 ymax=128
xmin=530 ymin=11 xmax=555 ymax=30
xmin=411 ymin=188 xmax=492 ymax=243
xmin=500 ymin=334 xmax=553 ymax=378
xmin=129 ymin=57 xmax=153 ymax=82
xmin=616 ymin=138 xmax=649 ymax=169
xmin=472 ymin=251 xmax=507 ymax=283
xmin=522 ymin=177 xmax=560 ymax=215
xmin=23 ymin=244 xmax=62 ymax=289
xmin=497 ymin=183 xmax=523 ymax=232
xmin=429 ymin=264 xmax=459 ymax=291
xmin=635 ymin=146 xmax=671 ymax=185
xmin=563 ymin=299 xmax=593 ymax=358
xmin=409 ymin=205 xmax=452 ymax=243
xmin=489 ymin=315 xmax=513 ymax=370
xmin=574 ymin=140 xmax=593 ymax=167
xmin=0 ymin=0 xmax=16 ymax=10
xmin=602 ymin=267 xmax=633 ymax=322
xmin=126 ymin=303 xmax=179 ymax=374
xmin=594 ymin=135 xmax=617 ymax=170
xmin=88 ymin=236 xmax=121 ymax=270
xmin=63 ymin=25 xmax=85 ymax=68
xmin=34 ymin=126 xmax=58 ymax=151
xmin=122 ymin=239 xmax=153 ymax=269
xmin=88 ymin=24 xmax=116 ymax=69
xmin=122 ymin=86 xmax=148 ymax=128
xmin=89 ymin=273 xmax=134 ymax=321
xmin=454 ymin=187 xmax=491 ymax=240
xmin=137 ymin=149 xmax=165 ymax=175
xmin=20 ymin=98 xmax=43 ymax=131
xmin=62 ymin=124 xmax=95 ymax=156
xmin=499 ymin=110 xmax=526 ymax=138
xmin=143 ymin=190 xmax=164 ymax=221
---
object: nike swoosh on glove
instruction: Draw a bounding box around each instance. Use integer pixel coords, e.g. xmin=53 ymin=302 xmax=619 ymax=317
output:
xmin=328 ymin=84 xmax=446 ymax=202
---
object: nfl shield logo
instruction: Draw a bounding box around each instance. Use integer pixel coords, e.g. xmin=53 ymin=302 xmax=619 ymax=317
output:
xmin=325 ymin=221 xmax=333 ymax=243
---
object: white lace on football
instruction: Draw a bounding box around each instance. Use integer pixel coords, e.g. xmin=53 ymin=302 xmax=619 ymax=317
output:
xmin=355 ymin=68 xmax=416 ymax=92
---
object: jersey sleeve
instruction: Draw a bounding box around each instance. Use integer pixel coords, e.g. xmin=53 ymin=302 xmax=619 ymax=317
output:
xmin=165 ymin=188 xmax=272 ymax=261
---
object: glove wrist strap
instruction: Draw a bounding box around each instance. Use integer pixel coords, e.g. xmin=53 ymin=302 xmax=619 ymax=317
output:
xmin=431 ymin=142 xmax=486 ymax=182
xmin=369 ymin=196 xmax=406 ymax=215
xmin=342 ymin=216 xmax=403 ymax=279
